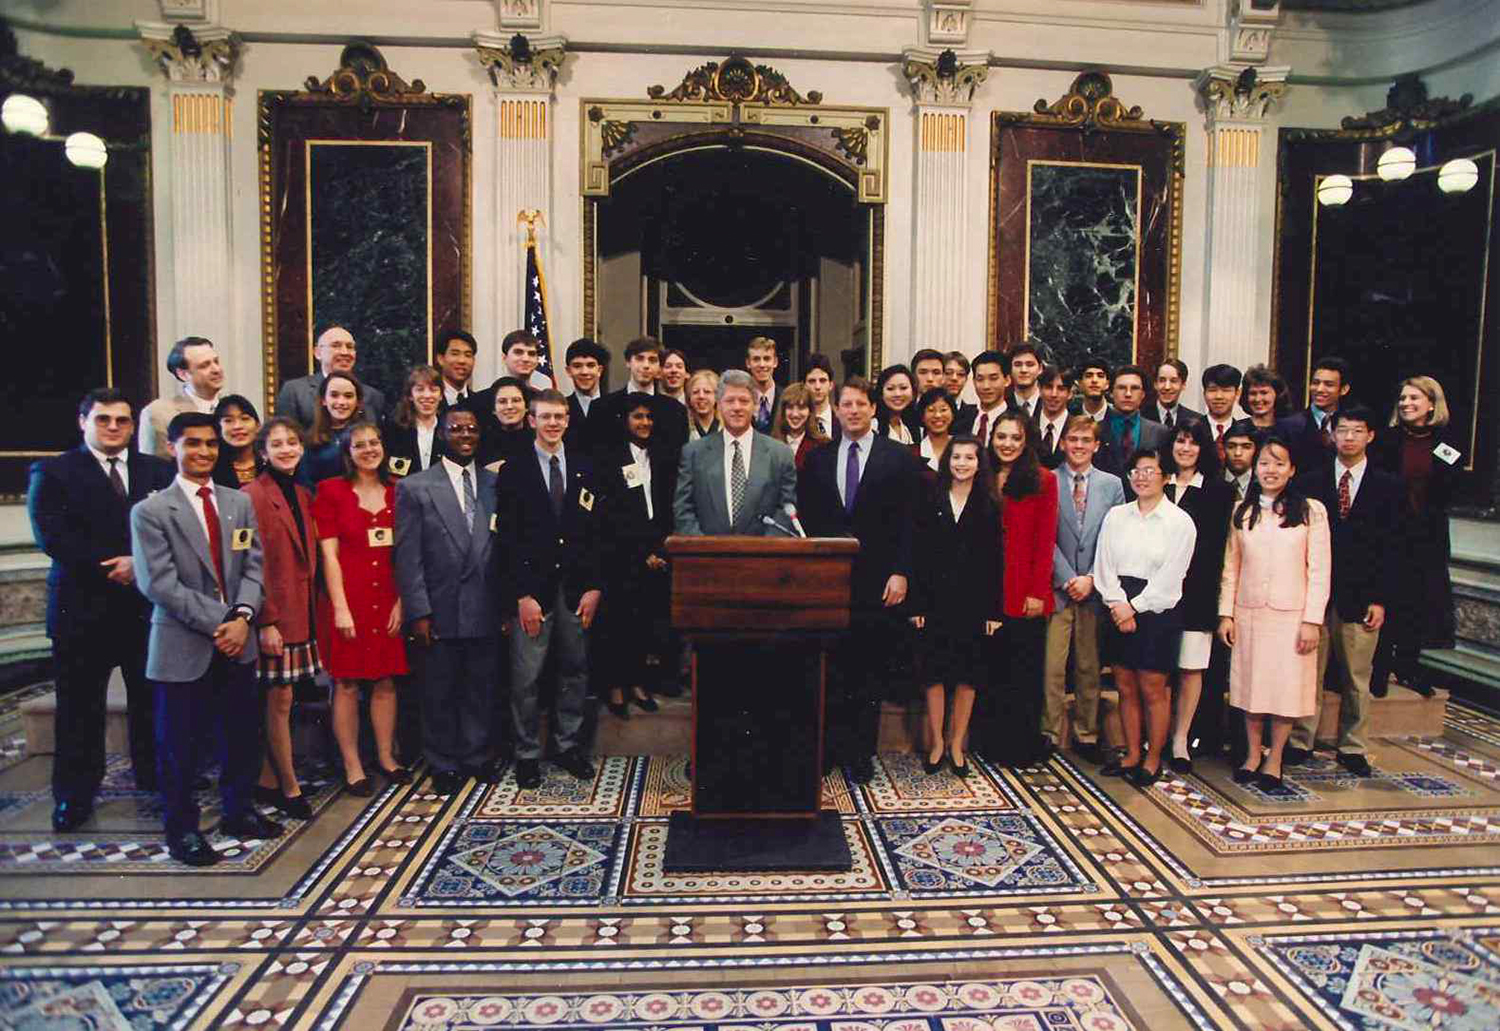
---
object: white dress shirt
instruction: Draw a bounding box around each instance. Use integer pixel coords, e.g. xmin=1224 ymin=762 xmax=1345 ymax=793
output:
xmin=1081 ymin=401 xmax=1108 ymax=422
xmin=722 ymin=426 xmax=754 ymax=518
xmin=949 ymin=488 xmax=969 ymax=522
xmin=886 ymin=418 xmax=914 ymax=445
xmin=1012 ymin=389 xmax=1040 ymax=419
xmin=1207 ymin=416 xmax=1235 ymax=442
xmin=175 ymin=475 xmax=215 ymax=551
xmin=812 ymin=403 xmax=833 ymax=438
xmin=785 ymin=431 xmax=805 ymax=455
xmin=919 ymin=435 xmax=942 ymax=471
xmin=89 ymin=445 xmax=129 ymax=493
xmin=1094 ymin=498 xmax=1198 ymax=614
xmin=663 ymin=389 xmax=686 ymax=406
xmin=181 ymin=382 xmax=219 ymax=414
xmin=836 ymin=428 xmax=876 ymax=506
xmin=971 ymin=403 xmax=1007 ymax=443
xmin=416 ymin=421 xmax=436 ymax=469
xmin=629 ymin=442 xmax=654 ymax=520
xmin=573 ymin=388 xmax=600 ymax=417
xmin=1227 ymin=468 xmax=1252 ymax=502
xmin=628 ymin=381 xmax=656 ymax=395
xmin=1037 ymin=410 xmax=1069 ymax=452
xmin=753 ymin=383 xmax=776 ymax=413
xmin=1335 ymin=456 xmax=1368 ymax=507
xmin=441 ymin=456 xmax=477 ymax=522
xmin=442 ymin=382 xmax=471 ymax=407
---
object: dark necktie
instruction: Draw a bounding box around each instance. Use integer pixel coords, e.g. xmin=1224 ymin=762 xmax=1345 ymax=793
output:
xmin=1319 ymin=414 xmax=1333 ymax=449
xmin=196 ymin=485 xmax=227 ymax=600
xmin=1215 ymin=423 xmax=1227 ymax=465
xmin=1163 ymin=408 xmax=1175 ymax=430
xmin=730 ymin=439 xmax=747 ymax=523
xmin=1339 ymin=469 xmax=1352 ymax=519
xmin=107 ymin=457 xmax=126 ymax=499
xmin=462 ymin=466 xmax=475 ymax=530
xmin=758 ymin=395 xmax=770 ymax=428
xmin=548 ymin=455 xmax=564 ymax=518
xmin=1042 ymin=422 xmax=1055 ymax=455
xmin=976 ymin=412 xmax=989 ymax=448
xmin=844 ymin=441 xmax=861 ymax=517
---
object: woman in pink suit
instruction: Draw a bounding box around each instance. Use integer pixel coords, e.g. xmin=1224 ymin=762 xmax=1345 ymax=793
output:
xmin=1217 ymin=435 xmax=1331 ymax=792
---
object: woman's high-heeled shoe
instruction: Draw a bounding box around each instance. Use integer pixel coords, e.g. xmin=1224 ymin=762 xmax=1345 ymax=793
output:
xmin=1231 ymin=765 xmax=1260 ymax=785
xmin=276 ymin=792 xmax=313 ymax=819
xmin=1127 ymin=764 xmax=1163 ymax=788
xmin=1255 ymin=771 xmax=1285 ymax=792
xmin=1100 ymin=758 xmax=1139 ymax=778
xmin=380 ymin=764 xmax=411 ymax=784
xmin=948 ymin=750 xmax=971 ymax=778
xmin=922 ymin=751 xmax=944 ymax=775
xmin=345 ymin=777 xmax=375 ymax=797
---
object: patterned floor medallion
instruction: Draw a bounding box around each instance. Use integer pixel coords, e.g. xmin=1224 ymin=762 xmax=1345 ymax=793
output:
xmin=0 ymin=963 xmax=235 ymax=1029
xmin=877 ymin=813 xmax=1093 ymax=894
xmin=412 ymin=821 xmax=622 ymax=904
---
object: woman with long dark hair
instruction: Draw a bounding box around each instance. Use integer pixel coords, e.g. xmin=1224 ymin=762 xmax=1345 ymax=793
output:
xmin=874 ymin=365 xmax=921 ymax=446
xmin=908 ymin=435 xmax=1002 ymax=775
xmin=1370 ymin=375 xmax=1460 ymax=697
xmin=1095 ymin=446 xmax=1197 ymax=787
xmin=1164 ymin=418 xmax=1233 ymax=772
xmin=1218 ymin=435 xmax=1331 ymax=791
xmin=212 ymin=394 xmax=263 ymax=488
xmin=976 ymin=412 xmax=1057 ymax=768
xmin=302 ymin=372 xmax=366 ymax=487
xmin=770 ymin=382 xmax=828 ymax=471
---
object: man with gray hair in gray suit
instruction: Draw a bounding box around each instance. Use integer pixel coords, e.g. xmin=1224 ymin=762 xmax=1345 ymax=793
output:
xmin=673 ymin=369 xmax=798 ymax=536
xmin=274 ymin=325 xmax=388 ymax=429
xmin=131 ymin=412 xmax=282 ymax=866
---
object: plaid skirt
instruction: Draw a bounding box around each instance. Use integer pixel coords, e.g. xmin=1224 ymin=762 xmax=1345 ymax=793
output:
xmin=257 ymin=639 xmax=324 ymax=687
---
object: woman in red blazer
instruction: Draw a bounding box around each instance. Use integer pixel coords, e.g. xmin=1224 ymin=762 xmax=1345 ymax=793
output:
xmin=771 ymin=383 xmax=830 ymax=472
xmin=976 ymin=411 xmax=1058 ymax=768
xmin=243 ymin=417 xmax=321 ymax=819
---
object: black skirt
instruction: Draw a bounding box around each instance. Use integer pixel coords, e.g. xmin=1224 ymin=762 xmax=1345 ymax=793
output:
xmin=1105 ymin=575 xmax=1183 ymax=673
xmin=915 ymin=617 xmax=988 ymax=687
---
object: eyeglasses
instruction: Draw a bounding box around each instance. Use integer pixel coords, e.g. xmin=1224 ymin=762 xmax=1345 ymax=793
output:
xmin=1129 ymin=467 xmax=1163 ymax=479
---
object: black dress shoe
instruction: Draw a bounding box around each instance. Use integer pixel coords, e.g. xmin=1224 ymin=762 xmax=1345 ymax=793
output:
xmin=468 ymin=760 xmax=507 ymax=785
xmin=51 ymin=800 xmax=92 ymax=833
xmin=430 ymin=770 xmax=464 ymax=795
xmin=1169 ymin=755 xmax=1194 ymax=776
xmin=253 ymin=785 xmax=282 ymax=807
xmin=606 ymin=699 xmax=629 ymax=719
xmin=379 ymin=765 xmax=411 ymax=784
xmin=1370 ymin=678 xmax=1389 ymax=699
xmin=221 ymin=811 xmax=284 ymax=841
xmin=556 ymin=749 xmax=596 ymax=780
xmin=631 ymin=693 xmax=659 ymax=713
xmin=1337 ymin=752 xmax=1373 ymax=777
xmin=1255 ymin=771 xmax=1284 ymax=792
xmin=274 ymin=793 xmax=313 ymax=820
xmin=1231 ymin=766 xmax=1259 ymax=785
xmin=515 ymin=758 xmax=542 ymax=789
xmin=1127 ymin=764 xmax=1163 ymax=788
xmin=847 ymin=757 xmax=875 ymax=784
xmin=1072 ymin=741 xmax=1104 ymax=765
xmin=168 ymin=831 xmax=219 ymax=867
xmin=344 ymin=777 xmax=375 ymax=797
xmin=1282 ymin=746 xmax=1312 ymax=766
xmin=1412 ymin=682 xmax=1436 ymax=698
xmin=948 ymin=752 xmax=971 ymax=779
xmin=922 ymin=752 xmax=944 ymax=775
xmin=1100 ymin=760 xmax=1138 ymax=778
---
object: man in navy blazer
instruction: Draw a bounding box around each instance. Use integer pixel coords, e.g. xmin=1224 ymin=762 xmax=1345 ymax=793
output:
xmin=28 ymin=388 xmax=176 ymax=831
xmin=495 ymin=389 xmax=606 ymax=790
xmin=674 ymin=370 xmax=798 ymax=536
xmin=394 ymin=409 xmax=503 ymax=795
xmin=1286 ymin=404 xmax=1402 ymax=776
xmin=1042 ymin=416 xmax=1126 ymax=763
xmin=798 ymin=377 xmax=921 ymax=783
xmin=1276 ymin=356 xmax=1350 ymax=476
xmin=131 ymin=412 xmax=280 ymax=866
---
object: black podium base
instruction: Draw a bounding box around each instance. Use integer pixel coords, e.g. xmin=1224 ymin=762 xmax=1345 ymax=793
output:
xmin=662 ymin=811 xmax=852 ymax=873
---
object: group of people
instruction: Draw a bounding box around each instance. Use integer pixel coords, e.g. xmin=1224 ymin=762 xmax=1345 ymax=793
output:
xmin=28 ymin=322 xmax=1462 ymax=864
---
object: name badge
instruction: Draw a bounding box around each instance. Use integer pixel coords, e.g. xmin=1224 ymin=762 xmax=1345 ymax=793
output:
xmin=1434 ymin=442 xmax=1461 ymax=466
xmin=579 ymin=488 xmax=595 ymax=512
xmin=231 ymin=527 xmax=254 ymax=550
xmin=368 ymin=527 xmax=393 ymax=547
xmin=388 ymin=457 xmax=411 ymax=476
xmin=622 ymin=464 xmax=642 ymax=488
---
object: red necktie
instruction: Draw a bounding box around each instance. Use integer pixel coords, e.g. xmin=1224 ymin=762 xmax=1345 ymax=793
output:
xmin=976 ymin=412 xmax=989 ymax=447
xmin=1214 ymin=423 xmax=1226 ymax=465
xmin=1338 ymin=469 xmax=1352 ymax=520
xmin=197 ymin=485 xmax=228 ymax=600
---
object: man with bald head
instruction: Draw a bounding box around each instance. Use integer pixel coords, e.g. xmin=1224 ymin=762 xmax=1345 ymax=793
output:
xmin=274 ymin=325 xmax=387 ymax=429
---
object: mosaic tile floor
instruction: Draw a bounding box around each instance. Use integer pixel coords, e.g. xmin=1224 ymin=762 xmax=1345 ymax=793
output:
xmin=0 ymin=699 xmax=1498 ymax=1030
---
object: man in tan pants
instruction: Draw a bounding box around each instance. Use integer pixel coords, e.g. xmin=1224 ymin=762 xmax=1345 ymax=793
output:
xmin=1043 ymin=416 xmax=1126 ymax=763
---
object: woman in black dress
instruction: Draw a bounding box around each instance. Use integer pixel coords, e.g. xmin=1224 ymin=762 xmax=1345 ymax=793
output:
xmin=212 ymin=394 xmax=263 ymax=488
xmin=1370 ymin=375 xmax=1461 ymax=697
xmin=1163 ymin=418 xmax=1233 ymax=772
xmin=907 ymin=435 xmax=1002 ymax=775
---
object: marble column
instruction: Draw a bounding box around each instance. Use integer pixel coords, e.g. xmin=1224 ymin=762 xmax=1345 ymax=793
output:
xmin=902 ymin=47 xmax=989 ymax=361
xmin=138 ymin=22 xmax=239 ymax=355
xmin=475 ymin=33 xmax=566 ymax=350
xmin=1196 ymin=65 xmax=1288 ymax=376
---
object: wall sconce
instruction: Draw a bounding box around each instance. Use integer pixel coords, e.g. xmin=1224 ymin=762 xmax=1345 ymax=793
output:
xmin=1438 ymin=157 xmax=1480 ymax=195
xmin=1317 ymin=173 xmax=1353 ymax=207
xmin=2 ymin=92 xmax=108 ymax=169
xmin=1376 ymin=146 xmax=1417 ymax=181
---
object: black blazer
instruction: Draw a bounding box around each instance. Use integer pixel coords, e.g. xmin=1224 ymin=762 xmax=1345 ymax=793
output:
xmin=1032 ymin=413 xmax=1070 ymax=470
xmin=592 ymin=389 xmax=689 ymax=458
xmin=479 ymin=422 xmax=535 ymax=469
xmin=563 ymin=393 xmax=608 ymax=456
xmin=1165 ymin=475 xmax=1234 ymax=631
xmin=1277 ymin=407 xmax=1338 ymax=476
xmin=908 ymin=484 xmax=1003 ymax=632
xmin=1148 ymin=402 xmax=1203 ymax=429
xmin=798 ymin=435 xmax=921 ymax=609
xmin=1370 ymin=423 xmax=1464 ymax=534
xmin=494 ymin=447 xmax=605 ymax=615
xmin=28 ymin=446 xmax=176 ymax=638
xmin=381 ymin=419 xmax=448 ymax=477
xmin=1293 ymin=461 xmax=1403 ymax=622
xmin=598 ymin=442 xmax=677 ymax=590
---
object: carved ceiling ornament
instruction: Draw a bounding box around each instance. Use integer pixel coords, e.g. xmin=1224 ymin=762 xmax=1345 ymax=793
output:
xmin=1031 ymin=71 xmax=1145 ymax=130
xmin=901 ymin=47 xmax=990 ymax=106
xmin=1341 ymin=74 xmax=1473 ymax=136
xmin=647 ymin=56 xmax=821 ymax=106
xmin=474 ymin=31 xmax=566 ymax=93
xmin=1197 ymin=64 xmax=1290 ymax=123
xmin=139 ymin=22 xmax=239 ymax=86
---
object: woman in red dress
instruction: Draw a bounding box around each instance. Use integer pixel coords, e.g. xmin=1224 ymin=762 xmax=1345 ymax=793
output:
xmin=314 ymin=421 xmax=408 ymax=795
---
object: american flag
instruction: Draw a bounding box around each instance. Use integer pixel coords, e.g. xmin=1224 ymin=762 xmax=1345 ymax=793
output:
xmin=524 ymin=236 xmax=557 ymax=388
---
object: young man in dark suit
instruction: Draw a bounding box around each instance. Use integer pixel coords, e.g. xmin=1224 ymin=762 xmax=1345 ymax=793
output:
xmin=563 ymin=337 xmax=610 ymax=455
xmin=1033 ymin=365 xmax=1073 ymax=470
xmin=27 ymin=389 xmax=176 ymax=831
xmin=1004 ymin=341 xmax=1045 ymax=420
xmin=1101 ymin=364 xmax=1169 ymax=498
xmin=798 ymin=377 xmax=922 ymax=783
xmin=1277 ymin=356 xmax=1350 ymax=476
xmin=592 ymin=338 xmax=689 ymax=458
xmin=1286 ymin=404 xmax=1402 ymax=776
xmin=495 ymin=389 xmax=606 ymax=789
xmin=1149 ymin=359 xmax=1203 ymax=430
xmin=393 ymin=408 xmax=504 ymax=795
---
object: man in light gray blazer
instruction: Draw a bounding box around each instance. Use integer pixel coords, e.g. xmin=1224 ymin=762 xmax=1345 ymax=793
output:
xmin=131 ymin=412 xmax=279 ymax=866
xmin=274 ymin=325 xmax=387 ymax=429
xmin=673 ymin=369 xmax=797 ymax=536
xmin=1042 ymin=415 xmax=1127 ymax=763
xmin=393 ymin=409 xmax=502 ymax=796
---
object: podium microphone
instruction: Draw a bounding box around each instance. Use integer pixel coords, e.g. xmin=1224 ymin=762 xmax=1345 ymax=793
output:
xmin=762 ymin=515 xmax=798 ymax=537
xmin=783 ymin=504 xmax=808 ymax=538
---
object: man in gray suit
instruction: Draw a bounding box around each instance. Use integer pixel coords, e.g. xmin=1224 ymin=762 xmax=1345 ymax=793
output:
xmin=393 ymin=408 xmax=502 ymax=796
xmin=673 ymin=369 xmax=797 ymax=536
xmin=1042 ymin=415 xmax=1126 ymax=764
xmin=274 ymin=325 xmax=387 ymax=429
xmin=131 ymin=412 xmax=281 ymax=866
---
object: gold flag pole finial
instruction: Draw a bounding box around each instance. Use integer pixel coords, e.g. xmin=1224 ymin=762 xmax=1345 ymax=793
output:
xmin=518 ymin=209 xmax=545 ymax=246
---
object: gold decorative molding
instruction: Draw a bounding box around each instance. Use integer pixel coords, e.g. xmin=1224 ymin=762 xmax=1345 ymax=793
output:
xmin=474 ymin=31 xmax=566 ymax=94
xmin=1197 ymin=64 xmax=1289 ymax=124
xmin=303 ymin=42 xmax=426 ymax=101
xmin=1030 ymin=71 xmax=1143 ymax=130
xmin=648 ymin=55 xmax=821 ymax=107
xmin=1340 ymin=74 xmax=1473 ymax=136
xmin=138 ymin=22 xmax=239 ymax=87
xmin=901 ymin=47 xmax=989 ymax=107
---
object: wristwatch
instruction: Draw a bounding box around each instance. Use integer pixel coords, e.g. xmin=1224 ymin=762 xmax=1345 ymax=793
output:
xmin=227 ymin=604 xmax=255 ymax=623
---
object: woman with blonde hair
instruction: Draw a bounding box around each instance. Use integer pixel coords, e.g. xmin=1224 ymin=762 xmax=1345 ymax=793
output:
xmin=1370 ymin=375 xmax=1460 ymax=697
xmin=686 ymin=368 xmax=721 ymax=441
xmin=770 ymin=382 xmax=828 ymax=470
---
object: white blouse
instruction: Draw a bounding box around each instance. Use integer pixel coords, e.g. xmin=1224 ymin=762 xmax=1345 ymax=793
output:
xmin=1094 ymin=498 xmax=1198 ymax=614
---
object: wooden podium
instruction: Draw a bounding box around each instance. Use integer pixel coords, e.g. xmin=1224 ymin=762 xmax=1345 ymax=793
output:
xmin=662 ymin=535 xmax=859 ymax=872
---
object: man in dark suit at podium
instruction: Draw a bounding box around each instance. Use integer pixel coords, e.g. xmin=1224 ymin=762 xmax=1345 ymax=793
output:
xmin=673 ymin=370 xmax=797 ymax=537
xmin=798 ymin=377 xmax=921 ymax=783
